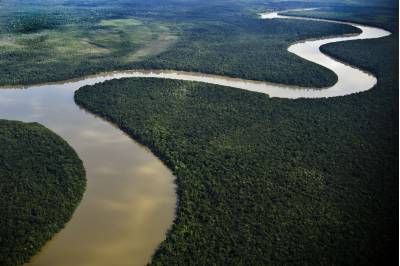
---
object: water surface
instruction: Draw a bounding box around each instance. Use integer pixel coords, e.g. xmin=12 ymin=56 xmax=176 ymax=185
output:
xmin=0 ymin=82 xmax=176 ymax=266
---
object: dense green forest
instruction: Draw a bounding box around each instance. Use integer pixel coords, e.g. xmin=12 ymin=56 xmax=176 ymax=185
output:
xmin=0 ymin=120 xmax=86 ymax=266
xmin=74 ymin=6 xmax=397 ymax=265
xmin=283 ymin=6 xmax=398 ymax=32
xmin=130 ymin=18 xmax=358 ymax=87
xmin=75 ymin=65 xmax=396 ymax=265
xmin=0 ymin=0 xmax=361 ymax=87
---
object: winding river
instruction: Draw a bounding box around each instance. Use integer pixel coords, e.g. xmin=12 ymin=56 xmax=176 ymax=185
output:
xmin=0 ymin=10 xmax=391 ymax=266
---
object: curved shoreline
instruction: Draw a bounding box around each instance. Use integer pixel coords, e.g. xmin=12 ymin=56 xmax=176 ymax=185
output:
xmin=0 ymin=10 xmax=392 ymax=266
xmin=1 ymin=12 xmax=391 ymax=99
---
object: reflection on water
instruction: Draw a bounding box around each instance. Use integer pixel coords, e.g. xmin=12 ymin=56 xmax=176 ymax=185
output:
xmin=0 ymin=85 xmax=176 ymax=266
xmin=0 ymin=10 xmax=390 ymax=266
xmin=260 ymin=11 xmax=391 ymax=98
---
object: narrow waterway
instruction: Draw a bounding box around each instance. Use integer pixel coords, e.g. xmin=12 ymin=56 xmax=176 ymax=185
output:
xmin=0 ymin=10 xmax=391 ymax=266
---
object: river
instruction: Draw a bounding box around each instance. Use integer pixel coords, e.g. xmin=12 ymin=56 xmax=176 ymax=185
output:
xmin=0 ymin=10 xmax=391 ymax=266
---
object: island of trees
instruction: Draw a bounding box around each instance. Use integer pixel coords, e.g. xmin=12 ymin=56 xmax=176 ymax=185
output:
xmin=0 ymin=120 xmax=86 ymax=266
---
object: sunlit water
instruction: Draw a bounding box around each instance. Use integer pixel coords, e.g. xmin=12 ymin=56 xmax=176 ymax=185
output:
xmin=0 ymin=10 xmax=390 ymax=266
xmin=0 ymin=81 xmax=176 ymax=266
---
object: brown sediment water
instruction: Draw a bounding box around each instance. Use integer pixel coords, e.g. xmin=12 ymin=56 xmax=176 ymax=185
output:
xmin=0 ymin=82 xmax=176 ymax=266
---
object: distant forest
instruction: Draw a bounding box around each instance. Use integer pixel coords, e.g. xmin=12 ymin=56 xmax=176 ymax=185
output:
xmin=0 ymin=0 xmax=362 ymax=87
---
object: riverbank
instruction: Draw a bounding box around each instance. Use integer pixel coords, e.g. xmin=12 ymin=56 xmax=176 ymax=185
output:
xmin=0 ymin=120 xmax=85 ymax=266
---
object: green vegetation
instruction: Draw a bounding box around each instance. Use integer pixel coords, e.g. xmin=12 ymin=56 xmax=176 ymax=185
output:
xmin=0 ymin=120 xmax=86 ymax=266
xmin=133 ymin=18 xmax=358 ymax=87
xmin=0 ymin=0 xmax=361 ymax=87
xmin=0 ymin=14 xmax=176 ymax=85
xmin=75 ymin=68 xmax=396 ymax=265
xmin=7 ymin=14 xmax=59 ymax=33
xmin=283 ymin=6 xmax=398 ymax=32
